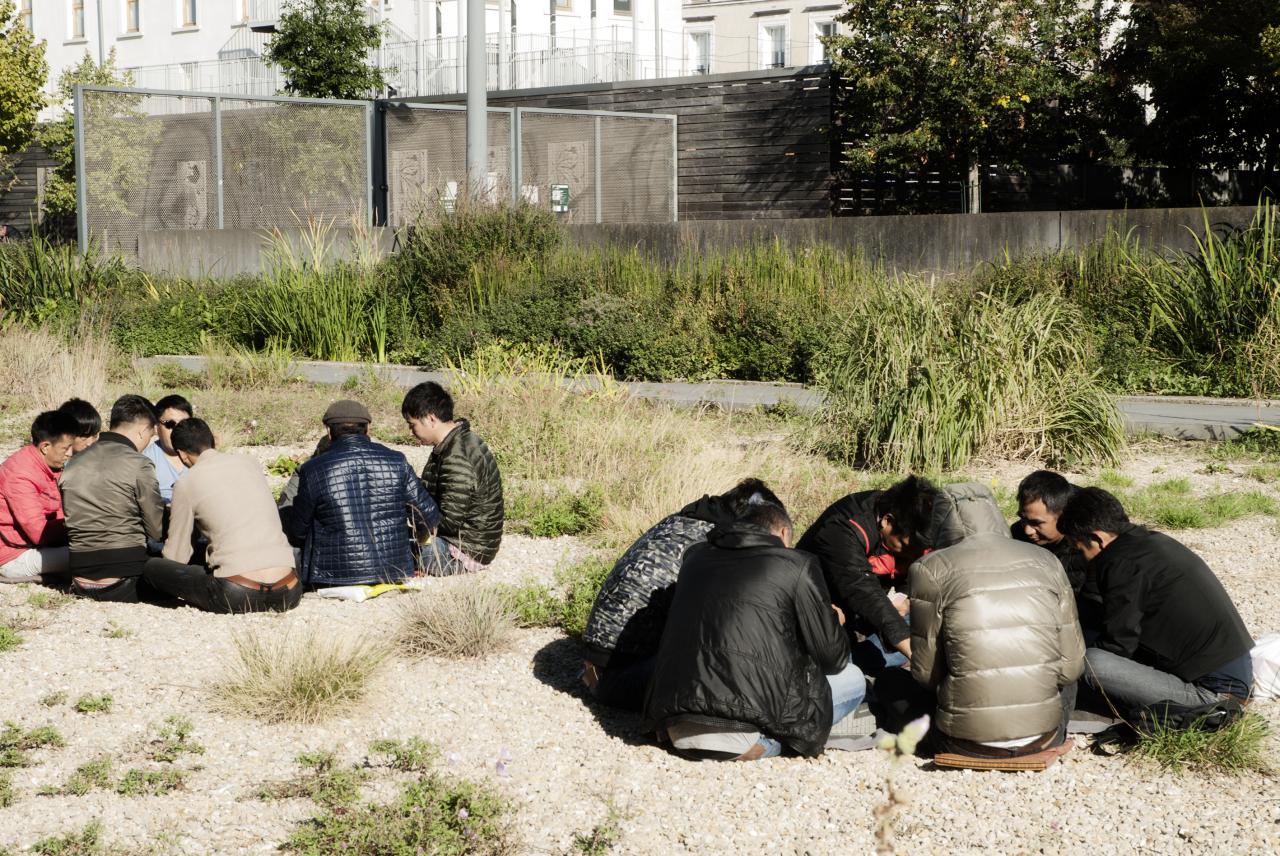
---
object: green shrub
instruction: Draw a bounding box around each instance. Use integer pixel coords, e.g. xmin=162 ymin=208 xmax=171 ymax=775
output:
xmin=497 ymin=559 xmax=612 ymax=639
xmin=30 ymin=821 xmax=105 ymax=856
xmin=147 ymin=715 xmax=204 ymax=763
xmin=508 ymin=487 xmax=605 ymax=538
xmin=282 ymin=771 xmax=513 ymax=855
xmin=0 ymin=769 xmax=13 ymax=808
xmin=61 ymin=757 xmax=114 ymax=796
xmin=74 ymin=694 xmax=113 ymax=715
xmin=0 ymin=236 xmax=133 ymax=329
xmin=498 ymin=583 xmax=561 ymax=628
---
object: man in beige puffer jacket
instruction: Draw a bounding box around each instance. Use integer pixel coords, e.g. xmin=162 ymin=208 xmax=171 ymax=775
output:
xmin=910 ymin=492 xmax=1085 ymax=758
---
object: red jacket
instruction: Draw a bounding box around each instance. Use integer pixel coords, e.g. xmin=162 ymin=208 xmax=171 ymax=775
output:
xmin=0 ymin=445 xmax=66 ymax=565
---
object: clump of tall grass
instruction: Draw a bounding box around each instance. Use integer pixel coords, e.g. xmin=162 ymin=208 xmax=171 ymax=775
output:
xmin=239 ymin=223 xmax=400 ymax=363
xmin=212 ymin=625 xmax=388 ymax=724
xmin=814 ymin=279 xmax=1125 ymax=472
xmin=201 ymin=337 xmax=301 ymax=391
xmin=0 ymin=324 xmax=110 ymax=409
xmin=1133 ymin=711 xmax=1271 ymax=775
xmin=396 ymin=586 xmax=517 ymax=659
xmin=0 ymin=234 xmax=131 ymax=328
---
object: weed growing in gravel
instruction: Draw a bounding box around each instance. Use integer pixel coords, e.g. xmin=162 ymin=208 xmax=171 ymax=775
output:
xmin=40 ymin=692 xmax=68 ymax=707
xmin=0 ymin=621 xmax=21 ymax=653
xmin=498 ymin=558 xmax=613 ymax=639
xmin=1205 ymin=426 xmax=1280 ymax=463
xmin=103 ymin=621 xmax=133 ymax=639
xmin=0 ymin=770 xmax=13 ymax=808
xmin=213 ymin=626 xmax=388 ymax=724
xmin=266 ymin=455 xmax=302 ymax=477
xmin=27 ymin=590 xmax=72 ymax=610
xmin=508 ymin=487 xmax=605 ymax=537
xmin=282 ymin=771 xmax=514 ymax=855
xmin=572 ymin=798 xmax=624 ymax=855
xmin=74 ymin=694 xmax=113 ymax=715
xmin=116 ymin=767 xmax=186 ymax=797
xmin=369 ymin=737 xmax=439 ymax=772
xmin=1119 ymin=479 xmax=1278 ymax=529
xmin=1134 ymin=712 xmax=1272 ymax=774
xmin=1095 ymin=469 xmax=1135 ymax=489
xmin=257 ymin=751 xmax=367 ymax=809
xmin=147 ymin=716 xmax=205 ymax=763
xmin=500 ymin=583 xmax=561 ymax=628
xmin=0 ymin=722 xmax=65 ymax=767
xmin=60 ymin=757 xmax=114 ymax=796
xmin=30 ymin=821 xmax=105 ymax=856
xmin=396 ymin=586 xmax=517 ymax=659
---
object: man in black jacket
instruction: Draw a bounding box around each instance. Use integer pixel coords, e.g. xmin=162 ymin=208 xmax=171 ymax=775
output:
xmin=581 ymin=479 xmax=782 ymax=711
xmin=1010 ymin=470 xmax=1100 ymax=633
xmin=645 ymin=502 xmax=863 ymax=760
xmin=1057 ymin=487 xmax=1254 ymax=717
xmin=795 ymin=476 xmax=936 ymax=672
xmin=402 ymin=382 xmax=503 ymax=575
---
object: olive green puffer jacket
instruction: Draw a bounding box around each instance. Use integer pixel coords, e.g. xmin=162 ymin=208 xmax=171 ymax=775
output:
xmin=909 ymin=518 xmax=1085 ymax=744
xmin=421 ymin=420 xmax=504 ymax=565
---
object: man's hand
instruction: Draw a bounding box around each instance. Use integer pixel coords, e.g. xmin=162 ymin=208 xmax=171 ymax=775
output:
xmin=832 ymin=604 xmax=846 ymax=626
xmin=895 ymin=637 xmax=912 ymax=663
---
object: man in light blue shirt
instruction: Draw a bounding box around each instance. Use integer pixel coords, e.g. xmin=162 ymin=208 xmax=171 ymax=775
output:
xmin=142 ymin=394 xmax=193 ymax=504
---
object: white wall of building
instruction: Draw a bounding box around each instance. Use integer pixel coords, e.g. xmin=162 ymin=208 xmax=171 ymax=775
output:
xmin=680 ymin=0 xmax=845 ymax=77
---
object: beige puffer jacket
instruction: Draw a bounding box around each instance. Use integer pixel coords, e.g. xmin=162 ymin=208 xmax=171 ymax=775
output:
xmin=909 ymin=506 xmax=1085 ymax=744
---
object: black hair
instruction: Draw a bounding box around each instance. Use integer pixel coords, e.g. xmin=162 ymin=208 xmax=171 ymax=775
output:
xmin=154 ymin=394 xmax=194 ymax=418
xmin=31 ymin=410 xmax=81 ymax=446
xmin=57 ymin=398 xmax=101 ymax=438
xmin=170 ymin=418 xmax=215 ymax=455
xmin=328 ymin=422 xmax=368 ymax=439
xmin=1017 ymin=469 xmax=1075 ymax=515
xmin=401 ymin=381 xmax=454 ymax=422
xmin=108 ymin=394 xmax=158 ymax=430
xmin=737 ymin=501 xmax=793 ymax=538
xmin=874 ymin=475 xmax=937 ymax=546
xmin=721 ymin=478 xmax=785 ymax=516
xmin=1057 ymin=487 xmax=1131 ymax=547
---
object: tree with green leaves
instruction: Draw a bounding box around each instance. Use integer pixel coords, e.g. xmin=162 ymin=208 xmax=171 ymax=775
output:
xmin=1108 ymin=1 xmax=1280 ymax=176
xmin=38 ymin=51 xmax=157 ymax=231
xmin=829 ymin=0 xmax=1126 ymax=212
xmin=264 ymin=0 xmax=388 ymax=99
xmin=0 ymin=0 xmax=48 ymax=191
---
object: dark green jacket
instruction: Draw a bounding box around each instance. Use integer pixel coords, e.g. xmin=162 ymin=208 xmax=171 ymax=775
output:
xmin=422 ymin=420 xmax=503 ymax=564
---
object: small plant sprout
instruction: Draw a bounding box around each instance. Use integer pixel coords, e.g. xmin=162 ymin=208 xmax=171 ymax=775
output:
xmin=74 ymin=694 xmax=114 ymax=715
xmin=874 ymin=714 xmax=930 ymax=856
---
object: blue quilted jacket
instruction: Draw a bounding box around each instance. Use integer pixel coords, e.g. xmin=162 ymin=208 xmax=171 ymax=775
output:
xmin=287 ymin=435 xmax=441 ymax=586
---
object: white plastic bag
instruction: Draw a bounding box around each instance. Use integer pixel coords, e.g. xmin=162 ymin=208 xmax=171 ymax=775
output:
xmin=1252 ymin=634 xmax=1280 ymax=700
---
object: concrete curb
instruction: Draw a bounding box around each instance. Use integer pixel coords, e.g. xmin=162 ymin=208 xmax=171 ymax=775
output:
xmin=138 ymin=355 xmax=1280 ymax=442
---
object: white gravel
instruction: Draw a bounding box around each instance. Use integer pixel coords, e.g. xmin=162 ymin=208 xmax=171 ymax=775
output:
xmin=0 ymin=446 xmax=1277 ymax=854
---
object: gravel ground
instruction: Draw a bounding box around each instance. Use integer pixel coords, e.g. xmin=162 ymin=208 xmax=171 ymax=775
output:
xmin=0 ymin=446 xmax=1278 ymax=854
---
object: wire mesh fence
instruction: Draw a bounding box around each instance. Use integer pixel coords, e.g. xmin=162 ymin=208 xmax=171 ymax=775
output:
xmin=76 ymin=86 xmax=676 ymax=257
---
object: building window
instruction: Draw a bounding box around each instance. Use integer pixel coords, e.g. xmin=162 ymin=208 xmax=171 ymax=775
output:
xmin=556 ymin=0 xmax=571 ymax=10
xmin=19 ymin=0 xmax=32 ymax=30
xmin=182 ymin=0 xmax=197 ymax=27
xmin=812 ymin=19 xmax=835 ymax=64
xmin=72 ymin=0 xmax=85 ymax=38
xmin=687 ymin=30 xmax=710 ymax=75
xmin=126 ymin=0 xmax=141 ymax=32
xmin=614 ymin=0 xmax=631 ymax=15
xmin=761 ymin=22 xmax=787 ymax=68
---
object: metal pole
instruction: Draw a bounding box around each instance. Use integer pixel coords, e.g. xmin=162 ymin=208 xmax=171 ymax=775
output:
xmin=513 ymin=108 xmax=522 ymax=202
xmin=498 ymin=0 xmax=508 ymax=90
xmin=594 ymin=116 xmax=602 ymax=223
xmin=74 ymin=86 xmax=88 ymax=254
xmin=589 ymin=0 xmax=597 ymax=81
xmin=416 ymin=0 xmax=423 ymax=96
xmin=212 ymin=97 xmax=224 ymax=229
xmin=96 ymin=0 xmax=105 ymax=66
xmin=456 ymin=0 xmax=465 ymax=92
xmin=465 ymin=0 xmax=487 ymax=198
xmin=670 ymin=117 xmax=678 ymax=222
xmin=653 ymin=0 xmax=660 ymax=78
xmin=366 ymin=103 xmax=376 ymax=223
xmin=630 ymin=6 xmax=638 ymax=78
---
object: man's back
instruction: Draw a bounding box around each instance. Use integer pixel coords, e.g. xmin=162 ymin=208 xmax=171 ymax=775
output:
xmin=910 ymin=532 xmax=1084 ymax=744
xmin=645 ymin=523 xmax=849 ymax=757
xmin=60 ymin=433 xmax=163 ymax=555
xmin=288 ymin=434 xmax=438 ymax=586
xmin=421 ymin=421 xmax=503 ymax=564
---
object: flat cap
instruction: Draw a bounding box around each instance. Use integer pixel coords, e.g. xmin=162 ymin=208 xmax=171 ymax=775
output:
xmin=322 ymin=399 xmax=372 ymax=426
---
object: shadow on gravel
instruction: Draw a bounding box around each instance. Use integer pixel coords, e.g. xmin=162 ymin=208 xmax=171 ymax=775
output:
xmin=530 ymin=636 xmax=652 ymax=747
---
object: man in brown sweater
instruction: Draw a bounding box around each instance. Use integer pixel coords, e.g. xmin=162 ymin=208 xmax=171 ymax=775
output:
xmin=142 ymin=418 xmax=300 ymax=613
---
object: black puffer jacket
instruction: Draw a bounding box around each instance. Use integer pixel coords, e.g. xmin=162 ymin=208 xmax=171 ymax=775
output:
xmin=582 ymin=494 xmax=739 ymax=667
xmin=644 ymin=524 xmax=850 ymax=757
xmin=287 ymin=434 xmax=441 ymax=586
xmin=421 ymin=420 xmax=503 ymax=565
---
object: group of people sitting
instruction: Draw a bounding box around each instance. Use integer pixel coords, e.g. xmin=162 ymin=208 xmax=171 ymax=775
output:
xmin=0 ymin=382 xmax=504 ymax=611
xmin=581 ymin=472 xmax=1255 ymax=763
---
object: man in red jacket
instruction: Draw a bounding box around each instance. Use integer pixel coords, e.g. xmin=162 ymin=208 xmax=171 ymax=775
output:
xmin=0 ymin=410 xmax=80 ymax=581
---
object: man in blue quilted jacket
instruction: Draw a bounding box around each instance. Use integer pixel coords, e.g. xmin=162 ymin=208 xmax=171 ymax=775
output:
xmin=286 ymin=400 xmax=441 ymax=587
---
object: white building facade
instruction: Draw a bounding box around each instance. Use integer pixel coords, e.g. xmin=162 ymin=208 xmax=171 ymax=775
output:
xmin=24 ymin=0 xmax=686 ymax=103
xmin=680 ymin=0 xmax=845 ymax=78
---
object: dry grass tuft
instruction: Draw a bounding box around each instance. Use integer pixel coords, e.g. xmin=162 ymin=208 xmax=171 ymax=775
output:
xmin=212 ymin=625 xmax=388 ymax=724
xmin=396 ymin=586 xmax=518 ymax=659
xmin=0 ymin=325 xmax=110 ymax=411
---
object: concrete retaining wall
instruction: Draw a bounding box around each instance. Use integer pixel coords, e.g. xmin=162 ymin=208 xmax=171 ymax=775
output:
xmin=138 ymin=227 xmax=396 ymax=278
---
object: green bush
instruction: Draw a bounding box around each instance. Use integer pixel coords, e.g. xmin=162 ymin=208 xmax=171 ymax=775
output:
xmin=508 ymin=487 xmax=605 ymax=538
xmin=497 ymin=558 xmax=612 ymax=639
xmin=257 ymin=751 xmax=367 ymax=809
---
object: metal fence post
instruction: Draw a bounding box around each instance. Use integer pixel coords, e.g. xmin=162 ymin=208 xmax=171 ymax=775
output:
xmin=671 ymin=116 xmax=679 ymax=222
xmin=513 ymin=108 xmax=523 ymax=203
xmin=212 ymin=96 xmax=224 ymax=229
xmin=74 ymin=86 xmax=88 ymax=254
xmin=509 ymin=110 xmax=518 ymax=204
xmin=365 ymin=102 xmax=375 ymax=225
xmin=594 ymin=115 xmax=602 ymax=223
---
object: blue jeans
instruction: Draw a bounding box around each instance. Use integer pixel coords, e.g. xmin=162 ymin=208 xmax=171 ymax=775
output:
xmin=852 ymin=631 xmax=909 ymax=674
xmin=755 ymin=660 xmax=867 ymax=758
xmin=419 ymin=537 xmax=468 ymax=576
xmin=1083 ymin=647 xmax=1221 ymax=717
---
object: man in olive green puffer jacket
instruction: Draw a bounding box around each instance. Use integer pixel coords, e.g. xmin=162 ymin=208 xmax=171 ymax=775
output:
xmin=909 ymin=495 xmax=1085 ymax=759
xmin=402 ymin=381 xmax=503 ymax=575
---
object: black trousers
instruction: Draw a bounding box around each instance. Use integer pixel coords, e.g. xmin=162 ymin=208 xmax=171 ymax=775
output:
xmin=142 ymin=558 xmax=302 ymax=614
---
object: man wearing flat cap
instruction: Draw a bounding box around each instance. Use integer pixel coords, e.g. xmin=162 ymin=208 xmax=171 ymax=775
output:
xmin=285 ymin=400 xmax=441 ymax=587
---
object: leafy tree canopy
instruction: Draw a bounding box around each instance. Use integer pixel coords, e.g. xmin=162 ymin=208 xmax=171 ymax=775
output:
xmin=264 ymin=0 xmax=388 ymax=100
xmin=0 ymin=0 xmax=49 ymax=186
